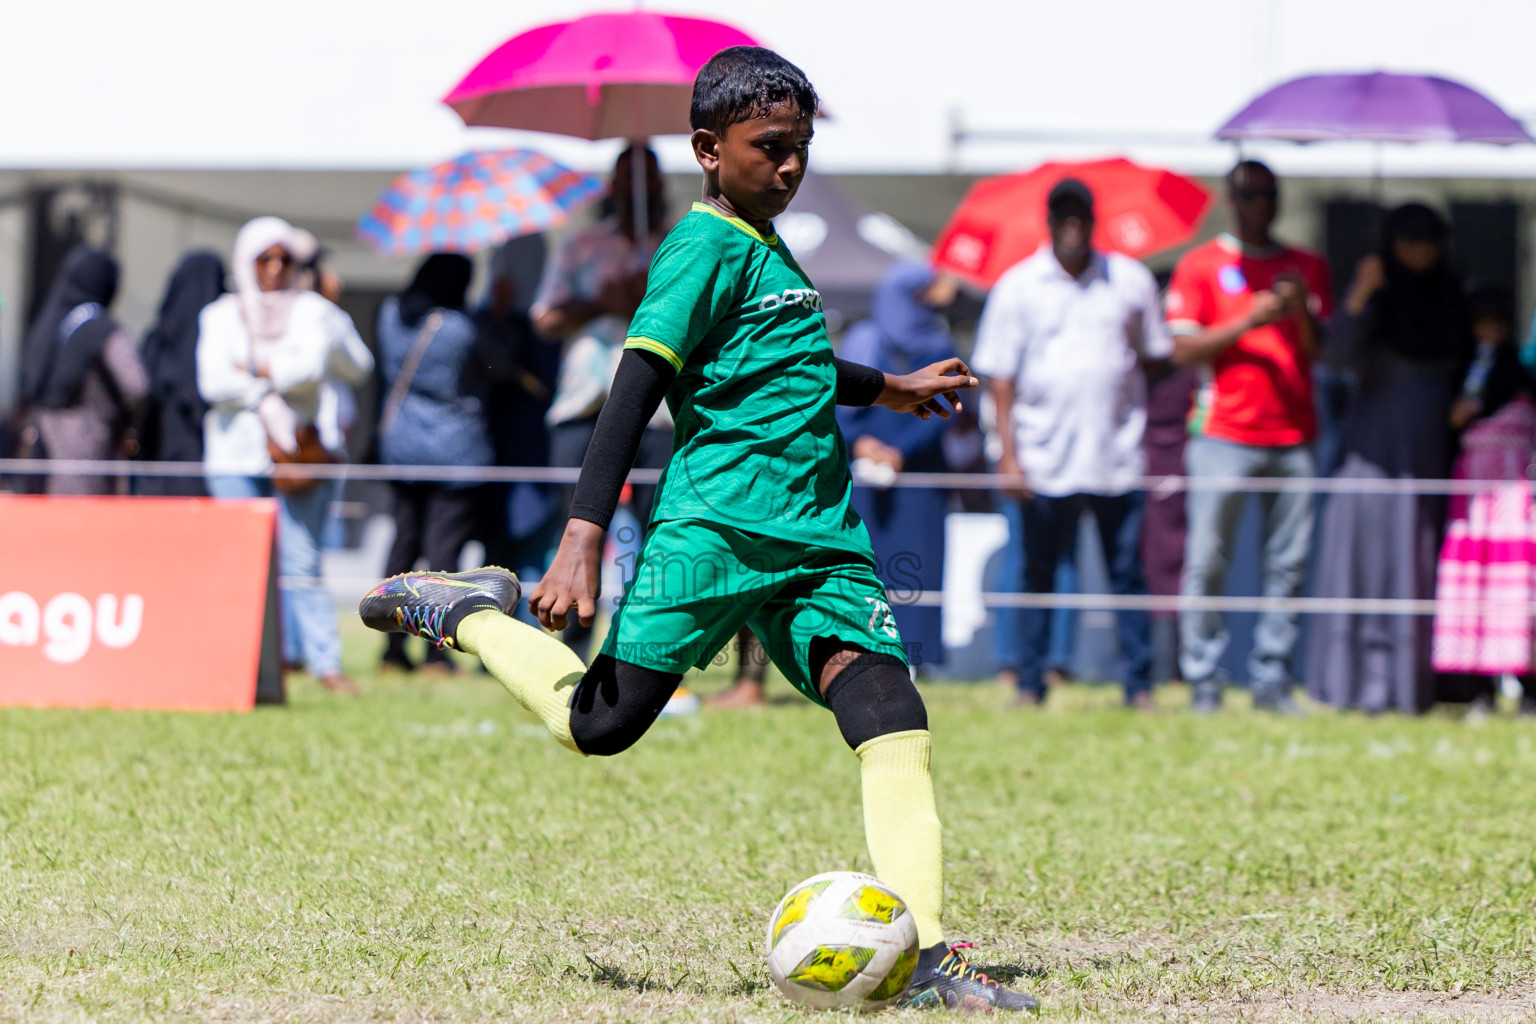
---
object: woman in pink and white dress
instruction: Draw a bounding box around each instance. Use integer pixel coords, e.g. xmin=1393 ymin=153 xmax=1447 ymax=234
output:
xmin=1432 ymin=286 xmax=1536 ymax=713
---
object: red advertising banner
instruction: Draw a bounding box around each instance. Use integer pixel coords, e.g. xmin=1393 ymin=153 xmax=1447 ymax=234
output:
xmin=0 ymin=496 xmax=278 ymax=711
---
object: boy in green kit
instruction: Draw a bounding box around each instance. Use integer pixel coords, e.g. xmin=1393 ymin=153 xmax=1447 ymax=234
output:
xmin=359 ymin=46 xmax=1036 ymax=1013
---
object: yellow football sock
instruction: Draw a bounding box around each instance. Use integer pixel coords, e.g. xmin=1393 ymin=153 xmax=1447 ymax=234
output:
xmin=857 ymin=729 xmax=944 ymax=948
xmin=455 ymin=610 xmax=585 ymax=754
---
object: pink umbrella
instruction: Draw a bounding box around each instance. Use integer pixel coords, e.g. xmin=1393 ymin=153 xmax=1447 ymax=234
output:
xmin=443 ymin=11 xmax=763 ymax=140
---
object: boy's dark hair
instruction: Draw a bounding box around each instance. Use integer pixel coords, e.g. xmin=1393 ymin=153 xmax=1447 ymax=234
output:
xmin=690 ymin=46 xmax=818 ymax=137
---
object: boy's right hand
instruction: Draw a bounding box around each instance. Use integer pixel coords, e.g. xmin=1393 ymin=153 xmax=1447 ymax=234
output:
xmin=530 ymin=519 xmax=605 ymax=631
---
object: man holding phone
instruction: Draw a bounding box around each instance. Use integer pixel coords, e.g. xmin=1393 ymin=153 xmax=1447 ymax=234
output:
xmin=1165 ymin=160 xmax=1332 ymax=713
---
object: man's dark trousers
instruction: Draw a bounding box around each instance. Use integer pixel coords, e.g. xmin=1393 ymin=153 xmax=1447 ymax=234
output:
xmin=1017 ymin=490 xmax=1152 ymax=703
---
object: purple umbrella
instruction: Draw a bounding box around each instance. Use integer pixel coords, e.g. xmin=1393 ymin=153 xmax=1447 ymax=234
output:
xmin=1216 ymin=72 xmax=1534 ymax=145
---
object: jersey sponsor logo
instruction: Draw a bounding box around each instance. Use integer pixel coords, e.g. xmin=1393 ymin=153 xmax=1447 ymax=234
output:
xmin=1217 ymin=264 xmax=1247 ymax=295
xmin=756 ymin=287 xmax=823 ymax=313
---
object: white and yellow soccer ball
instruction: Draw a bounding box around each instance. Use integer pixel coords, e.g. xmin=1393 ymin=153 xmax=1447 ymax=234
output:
xmin=764 ymin=871 xmax=920 ymax=1011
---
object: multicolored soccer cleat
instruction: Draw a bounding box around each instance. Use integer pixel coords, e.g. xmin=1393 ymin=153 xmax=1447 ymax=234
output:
xmin=899 ymin=943 xmax=1038 ymax=1013
xmin=358 ymin=568 xmax=521 ymax=650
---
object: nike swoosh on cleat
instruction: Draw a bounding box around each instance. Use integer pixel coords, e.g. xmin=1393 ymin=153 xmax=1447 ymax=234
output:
xmin=414 ymin=577 xmax=491 ymax=590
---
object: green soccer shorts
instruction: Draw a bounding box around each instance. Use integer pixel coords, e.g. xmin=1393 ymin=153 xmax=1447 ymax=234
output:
xmin=599 ymin=518 xmax=910 ymax=705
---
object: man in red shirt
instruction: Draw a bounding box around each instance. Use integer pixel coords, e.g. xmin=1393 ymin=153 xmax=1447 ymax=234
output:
xmin=1165 ymin=160 xmax=1331 ymax=713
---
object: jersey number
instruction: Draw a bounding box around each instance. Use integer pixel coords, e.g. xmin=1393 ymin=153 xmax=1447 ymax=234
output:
xmin=865 ymin=597 xmax=899 ymax=639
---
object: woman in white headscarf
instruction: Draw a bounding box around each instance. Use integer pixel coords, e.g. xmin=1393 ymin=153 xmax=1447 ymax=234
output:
xmin=198 ymin=216 xmax=374 ymax=693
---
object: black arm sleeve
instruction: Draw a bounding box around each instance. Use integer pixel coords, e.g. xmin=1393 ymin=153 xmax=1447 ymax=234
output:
xmin=835 ymin=358 xmax=886 ymax=407
xmin=568 ymin=349 xmax=676 ymax=530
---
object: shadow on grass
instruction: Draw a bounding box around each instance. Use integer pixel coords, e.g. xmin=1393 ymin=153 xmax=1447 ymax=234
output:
xmin=582 ymin=952 xmax=770 ymax=996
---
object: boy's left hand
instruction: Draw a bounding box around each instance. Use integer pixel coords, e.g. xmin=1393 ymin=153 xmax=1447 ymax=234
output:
xmin=875 ymin=358 xmax=978 ymax=420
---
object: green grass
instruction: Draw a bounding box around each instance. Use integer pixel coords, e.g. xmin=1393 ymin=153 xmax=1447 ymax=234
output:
xmin=4 ymin=631 xmax=1536 ymax=1023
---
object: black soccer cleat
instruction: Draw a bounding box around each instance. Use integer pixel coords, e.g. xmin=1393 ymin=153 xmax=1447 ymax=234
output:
xmin=898 ymin=942 xmax=1039 ymax=1014
xmin=358 ymin=568 xmax=520 ymax=649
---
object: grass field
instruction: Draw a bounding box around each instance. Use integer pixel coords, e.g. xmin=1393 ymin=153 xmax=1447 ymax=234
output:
xmin=4 ymin=631 xmax=1536 ymax=1023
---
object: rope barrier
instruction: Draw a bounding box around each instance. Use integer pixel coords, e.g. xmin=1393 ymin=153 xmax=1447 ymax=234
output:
xmin=906 ymin=592 xmax=1473 ymax=615
xmin=15 ymin=458 xmax=1535 ymax=619
xmin=0 ymin=458 xmax=646 ymax=484
xmin=2 ymin=457 xmax=1533 ymax=495
xmin=297 ymin=574 xmax=1534 ymax=617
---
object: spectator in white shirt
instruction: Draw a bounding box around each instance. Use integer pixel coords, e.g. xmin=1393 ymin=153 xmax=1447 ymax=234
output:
xmin=971 ymin=179 xmax=1171 ymax=708
xmin=198 ymin=216 xmax=374 ymax=693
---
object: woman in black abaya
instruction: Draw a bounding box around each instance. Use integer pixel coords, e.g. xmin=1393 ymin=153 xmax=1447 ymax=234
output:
xmin=139 ymin=252 xmax=226 ymax=495
xmin=19 ymin=246 xmax=148 ymax=495
xmin=1307 ymin=205 xmax=1471 ymax=713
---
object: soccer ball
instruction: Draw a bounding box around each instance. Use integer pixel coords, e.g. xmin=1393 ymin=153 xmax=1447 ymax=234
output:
xmin=764 ymin=871 xmax=920 ymax=1011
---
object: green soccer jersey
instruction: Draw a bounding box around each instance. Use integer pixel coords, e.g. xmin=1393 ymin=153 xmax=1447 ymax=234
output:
xmin=624 ymin=202 xmax=866 ymax=552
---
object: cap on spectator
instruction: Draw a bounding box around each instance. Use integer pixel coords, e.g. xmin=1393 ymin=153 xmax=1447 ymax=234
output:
xmin=1047 ymin=178 xmax=1095 ymax=217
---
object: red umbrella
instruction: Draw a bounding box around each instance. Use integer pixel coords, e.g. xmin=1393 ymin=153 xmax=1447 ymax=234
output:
xmin=931 ymin=158 xmax=1212 ymax=288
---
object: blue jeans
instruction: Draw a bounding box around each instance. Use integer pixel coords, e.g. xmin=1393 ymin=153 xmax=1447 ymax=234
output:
xmin=993 ymin=498 xmax=1077 ymax=677
xmin=207 ymin=475 xmax=343 ymax=679
xmin=1017 ymin=491 xmax=1151 ymax=702
xmin=1179 ymin=436 xmax=1314 ymax=696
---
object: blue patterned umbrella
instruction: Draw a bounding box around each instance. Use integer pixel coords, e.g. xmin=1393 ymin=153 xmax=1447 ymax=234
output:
xmin=357 ymin=149 xmax=606 ymax=257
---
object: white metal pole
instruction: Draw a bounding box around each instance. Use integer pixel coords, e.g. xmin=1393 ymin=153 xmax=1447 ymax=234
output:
xmin=632 ymin=136 xmax=650 ymax=258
